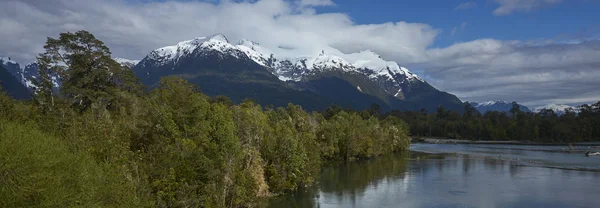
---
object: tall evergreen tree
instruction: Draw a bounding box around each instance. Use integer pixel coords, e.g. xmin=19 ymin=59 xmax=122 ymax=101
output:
xmin=37 ymin=30 xmax=134 ymax=111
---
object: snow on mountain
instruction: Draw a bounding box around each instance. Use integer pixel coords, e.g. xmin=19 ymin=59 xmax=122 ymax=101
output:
xmin=1 ymin=57 xmax=25 ymax=84
xmin=1 ymin=57 xmax=17 ymax=65
xmin=141 ymin=34 xmax=425 ymax=98
xmin=1 ymin=55 xmax=145 ymax=91
xmin=144 ymin=34 xmax=245 ymax=67
xmin=342 ymin=50 xmax=423 ymax=82
xmin=470 ymin=100 xmax=531 ymax=113
xmin=236 ymin=39 xmax=272 ymax=67
xmin=114 ymin=57 xmax=140 ymax=68
xmin=114 ymin=57 xmax=140 ymax=65
xmin=476 ymin=100 xmax=511 ymax=107
xmin=534 ymin=104 xmax=576 ymax=115
xmin=21 ymin=63 xmax=39 ymax=88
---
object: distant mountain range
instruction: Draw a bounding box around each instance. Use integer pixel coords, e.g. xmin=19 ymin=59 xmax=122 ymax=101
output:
xmin=467 ymin=100 xmax=583 ymax=115
xmin=114 ymin=57 xmax=140 ymax=68
xmin=132 ymin=34 xmax=464 ymax=112
xmin=534 ymin=104 xmax=577 ymax=115
xmin=0 ymin=35 xmax=584 ymax=113
xmin=0 ymin=60 xmax=29 ymax=99
xmin=468 ymin=101 xmax=531 ymax=114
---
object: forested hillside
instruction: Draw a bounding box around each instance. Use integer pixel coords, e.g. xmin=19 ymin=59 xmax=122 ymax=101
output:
xmin=0 ymin=31 xmax=410 ymax=207
xmin=388 ymin=102 xmax=600 ymax=142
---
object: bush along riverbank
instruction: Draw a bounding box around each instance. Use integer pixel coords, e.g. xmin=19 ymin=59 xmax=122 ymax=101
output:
xmin=0 ymin=30 xmax=410 ymax=207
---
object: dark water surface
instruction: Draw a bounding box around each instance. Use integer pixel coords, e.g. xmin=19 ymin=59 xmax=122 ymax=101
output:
xmin=266 ymin=143 xmax=600 ymax=208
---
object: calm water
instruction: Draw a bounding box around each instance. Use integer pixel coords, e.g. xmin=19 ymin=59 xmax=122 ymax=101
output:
xmin=266 ymin=143 xmax=600 ymax=208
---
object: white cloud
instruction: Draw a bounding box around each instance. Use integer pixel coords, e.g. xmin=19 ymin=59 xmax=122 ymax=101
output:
xmin=0 ymin=0 xmax=437 ymax=64
xmin=298 ymin=0 xmax=334 ymax=7
xmin=0 ymin=0 xmax=598 ymax=107
xmin=455 ymin=2 xmax=476 ymax=10
xmin=493 ymin=0 xmax=562 ymax=16
xmin=418 ymin=39 xmax=600 ymax=107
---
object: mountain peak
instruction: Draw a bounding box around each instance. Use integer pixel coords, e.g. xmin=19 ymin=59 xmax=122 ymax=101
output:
xmin=207 ymin=33 xmax=229 ymax=43
xmin=479 ymin=100 xmax=512 ymax=107
xmin=1 ymin=57 xmax=17 ymax=65
xmin=470 ymin=100 xmax=531 ymax=113
xmin=238 ymin=39 xmax=259 ymax=48
xmin=113 ymin=57 xmax=140 ymax=67
xmin=534 ymin=104 xmax=575 ymax=115
xmin=139 ymin=33 xmax=431 ymax=99
xmin=342 ymin=50 xmax=422 ymax=82
xmin=358 ymin=50 xmax=382 ymax=59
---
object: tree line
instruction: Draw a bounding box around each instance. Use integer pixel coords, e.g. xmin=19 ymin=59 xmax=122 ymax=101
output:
xmin=386 ymin=102 xmax=600 ymax=143
xmin=0 ymin=31 xmax=410 ymax=207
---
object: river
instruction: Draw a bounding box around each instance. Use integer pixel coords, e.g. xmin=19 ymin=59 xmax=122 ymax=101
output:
xmin=265 ymin=143 xmax=600 ymax=208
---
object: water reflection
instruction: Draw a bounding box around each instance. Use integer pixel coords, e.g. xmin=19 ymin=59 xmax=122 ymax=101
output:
xmin=266 ymin=145 xmax=600 ymax=208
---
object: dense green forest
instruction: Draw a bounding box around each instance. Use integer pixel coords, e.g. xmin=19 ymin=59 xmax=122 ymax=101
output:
xmin=386 ymin=102 xmax=600 ymax=143
xmin=0 ymin=31 xmax=410 ymax=207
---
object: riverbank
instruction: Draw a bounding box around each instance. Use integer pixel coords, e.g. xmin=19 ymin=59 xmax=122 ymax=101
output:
xmin=265 ymin=144 xmax=600 ymax=208
xmin=412 ymin=137 xmax=600 ymax=147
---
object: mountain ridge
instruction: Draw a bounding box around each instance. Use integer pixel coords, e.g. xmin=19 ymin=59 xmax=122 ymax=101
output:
xmin=134 ymin=33 xmax=464 ymax=111
xmin=469 ymin=101 xmax=532 ymax=114
xmin=0 ymin=64 xmax=29 ymax=99
xmin=534 ymin=104 xmax=577 ymax=115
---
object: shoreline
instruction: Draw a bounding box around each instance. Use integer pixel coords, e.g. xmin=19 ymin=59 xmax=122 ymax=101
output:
xmin=412 ymin=137 xmax=600 ymax=146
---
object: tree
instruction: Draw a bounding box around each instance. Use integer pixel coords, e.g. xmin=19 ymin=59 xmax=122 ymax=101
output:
xmin=510 ymin=101 xmax=521 ymax=118
xmin=368 ymin=103 xmax=381 ymax=117
xmin=323 ymin=104 xmax=342 ymax=119
xmin=32 ymin=58 xmax=57 ymax=112
xmin=37 ymin=30 xmax=134 ymax=111
xmin=463 ymin=102 xmax=479 ymax=119
xmin=212 ymin=95 xmax=233 ymax=107
xmin=0 ymin=30 xmax=416 ymax=208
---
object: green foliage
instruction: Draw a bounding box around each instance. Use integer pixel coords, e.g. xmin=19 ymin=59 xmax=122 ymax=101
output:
xmin=36 ymin=30 xmax=143 ymax=112
xmin=0 ymin=121 xmax=148 ymax=207
xmin=0 ymin=30 xmax=412 ymax=208
xmin=388 ymin=102 xmax=600 ymax=142
xmin=6 ymin=28 xmax=598 ymax=208
xmin=0 ymin=87 xmax=14 ymax=118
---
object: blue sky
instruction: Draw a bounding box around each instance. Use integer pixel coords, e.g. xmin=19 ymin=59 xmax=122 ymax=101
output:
xmin=1 ymin=0 xmax=600 ymax=108
xmin=317 ymin=0 xmax=600 ymax=48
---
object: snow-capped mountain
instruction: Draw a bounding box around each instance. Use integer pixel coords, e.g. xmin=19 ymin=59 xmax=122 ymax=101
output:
xmin=534 ymin=104 xmax=576 ymax=115
xmin=0 ymin=57 xmax=138 ymax=90
xmin=469 ymin=101 xmax=531 ymax=113
xmin=114 ymin=57 xmax=140 ymax=68
xmin=0 ymin=63 xmax=29 ymax=99
xmin=0 ymin=57 xmax=38 ymax=88
xmin=134 ymin=33 xmax=463 ymax=111
xmin=1 ymin=57 xmax=21 ymax=81
xmin=138 ymin=34 xmax=431 ymax=100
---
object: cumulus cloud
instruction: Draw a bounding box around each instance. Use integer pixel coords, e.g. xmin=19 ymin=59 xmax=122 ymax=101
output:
xmin=493 ymin=0 xmax=562 ymax=16
xmin=420 ymin=40 xmax=600 ymax=108
xmin=455 ymin=2 xmax=476 ymax=10
xmin=0 ymin=0 xmax=598 ymax=107
xmin=0 ymin=0 xmax=437 ymax=64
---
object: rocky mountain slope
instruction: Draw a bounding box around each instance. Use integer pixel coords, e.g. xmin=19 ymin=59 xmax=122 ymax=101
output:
xmin=0 ymin=64 xmax=29 ymax=99
xmin=133 ymin=34 xmax=463 ymax=111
